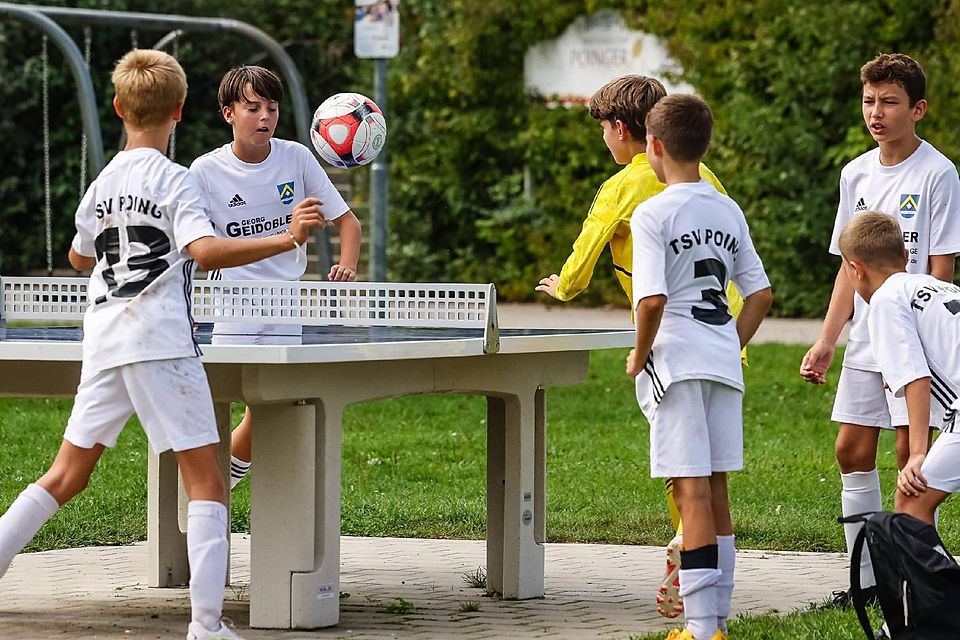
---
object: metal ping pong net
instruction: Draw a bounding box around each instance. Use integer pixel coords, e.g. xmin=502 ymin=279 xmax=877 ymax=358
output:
xmin=0 ymin=277 xmax=501 ymax=353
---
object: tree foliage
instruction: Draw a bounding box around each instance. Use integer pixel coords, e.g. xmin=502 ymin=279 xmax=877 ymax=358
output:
xmin=2 ymin=0 xmax=959 ymax=316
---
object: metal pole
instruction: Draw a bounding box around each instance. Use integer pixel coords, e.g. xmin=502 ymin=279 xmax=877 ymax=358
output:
xmin=0 ymin=3 xmax=105 ymax=177
xmin=370 ymin=59 xmax=389 ymax=282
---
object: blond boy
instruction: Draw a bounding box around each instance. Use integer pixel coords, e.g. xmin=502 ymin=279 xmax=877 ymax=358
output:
xmin=0 ymin=50 xmax=324 ymax=640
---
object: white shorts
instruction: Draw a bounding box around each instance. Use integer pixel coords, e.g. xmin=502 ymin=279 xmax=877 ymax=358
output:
xmin=64 ymin=358 xmax=218 ymax=454
xmin=921 ymin=430 xmax=960 ymax=493
xmin=832 ymin=367 xmax=941 ymax=429
xmin=212 ymin=322 xmax=302 ymax=346
xmin=649 ymin=379 xmax=743 ymax=478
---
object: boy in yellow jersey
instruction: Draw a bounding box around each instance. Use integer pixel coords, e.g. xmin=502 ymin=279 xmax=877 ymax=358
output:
xmin=536 ymin=75 xmax=743 ymax=619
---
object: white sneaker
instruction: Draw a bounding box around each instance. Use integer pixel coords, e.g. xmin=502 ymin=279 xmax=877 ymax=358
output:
xmin=186 ymin=620 xmax=245 ymax=640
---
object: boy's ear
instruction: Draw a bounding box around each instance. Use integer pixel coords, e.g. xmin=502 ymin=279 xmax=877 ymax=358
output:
xmin=112 ymin=95 xmax=123 ymax=118
xmin=615 ymin=119 xmax=629 ymax=141
xmin=173 ymin=102 xmax=184 ymax=123
xmin=848 ymin=258 xmax=869 ymax=281
xmin=221 ymin=104 xmax=234 ymax=125
xmin=912 ymin=98 xmax=928 ymax=122
xmin=648 ymin=135 xmax=663 ymax=157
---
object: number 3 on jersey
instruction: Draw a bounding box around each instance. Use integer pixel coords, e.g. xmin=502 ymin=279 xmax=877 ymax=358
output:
xmin=94 ymin=225 xmax=171 ymax=304
xmin=692 ymin=258 xmax=731 ymax=326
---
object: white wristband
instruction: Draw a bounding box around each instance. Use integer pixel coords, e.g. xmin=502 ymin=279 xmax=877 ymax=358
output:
xmin=286 ymin=230 xmax=305 ymax=265
xmin=286 ymin=229 xmax=300 ymax=250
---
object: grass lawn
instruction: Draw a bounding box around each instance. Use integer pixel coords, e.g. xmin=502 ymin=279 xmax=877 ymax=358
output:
xmin=0 ymin=342 xmax=951 ymax=638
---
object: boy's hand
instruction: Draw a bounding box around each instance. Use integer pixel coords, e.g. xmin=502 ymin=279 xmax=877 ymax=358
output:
xmin=328 ymin=264 xmax=357 ymax=282
xmin=799 ymin=339 xmax=835 ymax=384
xmin=897 ymin=454 xmax=928 ymax=497
xmin=290 ymin=197 xmax=326 ymax=244
xmin=625 ymin=348 xmax=644 ymax=378
xmin=535 ymin=274 xmax=560 ymax=299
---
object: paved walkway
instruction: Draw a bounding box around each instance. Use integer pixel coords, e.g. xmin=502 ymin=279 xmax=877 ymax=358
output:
xmin=0 ymin=306 xmax=849 ymax=639
xmin=0 ymin=535 xmax=846 ymax=639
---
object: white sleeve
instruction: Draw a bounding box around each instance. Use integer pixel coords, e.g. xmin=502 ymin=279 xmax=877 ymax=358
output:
xmin=868 ymin=291 xmax=930 ymax=397
xmin=828 ymin=172 xmax=851 ymax=256
xmin=631 ymin=203 xmax=668 ymax=303
xmin=303 ymin=146 xmax=350 ymax=221
xmin=169 ymin=171 xmax=216 ymax=253
xmin=72 ymin=184 xmax=99 ymax=257
xmin=731 ymin=218 xmax=770 ymax=298
xmin=928 ymin=166 xmax=960 ymax=256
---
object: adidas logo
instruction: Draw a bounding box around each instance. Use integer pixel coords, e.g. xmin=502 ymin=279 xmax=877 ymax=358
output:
xmin=854 ymin=197 xmax=868 ymax=212
xmin=228 ymin=194 xmax=247 ymax=208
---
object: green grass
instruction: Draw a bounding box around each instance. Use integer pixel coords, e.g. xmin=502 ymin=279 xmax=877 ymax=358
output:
xmin=632 ymin=601 xmax=885 ymax=639
xmin=1 ymin=343 xmax=954 ymax=639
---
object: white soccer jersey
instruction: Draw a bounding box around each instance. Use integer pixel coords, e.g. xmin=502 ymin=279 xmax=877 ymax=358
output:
xmin=829 ymin=141 xmax=960 ymax=371
xmin=71 ymin=148 xmax=215 ymax=376
xmin=190 ymin=139 xmax=350 ymax=280
xmin=631 ymin=181 xmax=770 ymax=418
xmin=868 ymin=272 xmax=960 ymax=429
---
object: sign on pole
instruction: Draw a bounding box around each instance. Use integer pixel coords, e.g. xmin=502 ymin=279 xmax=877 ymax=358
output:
xmin=354 ymin=0 xmax=400 ymax=59
xmin=524 ymin=10 xmax=691 ymax=107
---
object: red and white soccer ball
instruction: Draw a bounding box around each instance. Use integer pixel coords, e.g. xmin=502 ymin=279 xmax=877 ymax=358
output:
xmin=310 ymin=92 xmax=386 ymax=169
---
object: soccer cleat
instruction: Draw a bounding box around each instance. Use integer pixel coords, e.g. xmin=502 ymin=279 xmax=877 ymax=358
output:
xmin=186 ymin=619 xmax=245 ymax=640
xmin=657 ymin=533 xmax=684 ymax=618
xmin=664 ymin=629 xmax=727 ymax=640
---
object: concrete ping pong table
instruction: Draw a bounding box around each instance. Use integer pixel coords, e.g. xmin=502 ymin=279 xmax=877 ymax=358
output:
xmin=0 ymin=276 xmax=633 ymax=629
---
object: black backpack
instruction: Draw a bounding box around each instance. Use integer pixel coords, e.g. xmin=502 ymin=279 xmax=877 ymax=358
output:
xmin=840 ymin=511 xmax=960 ymax=640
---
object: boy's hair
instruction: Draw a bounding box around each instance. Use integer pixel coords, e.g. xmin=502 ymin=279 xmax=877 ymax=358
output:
xmin=111 ymin=49 xmax=187 ymax=129
xmin=217 ymin=66 xmax=284 ymax=108
xmin=588 ymin=75 xmax=666 ymax=140
xmin=861 ymin=53 xmax=926 ymax=106
xmin=838 ymin=211 xmax=906 ymax=269
xmin=645 ymin=94 xmax=712 ymax=163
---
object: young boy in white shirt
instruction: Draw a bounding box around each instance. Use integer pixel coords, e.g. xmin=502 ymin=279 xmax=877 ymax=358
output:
xmin=838 ymin=212 xmax=960 ymax=524
xmin=626 ymin=94 xmax=772 ymax=640
xmin=190 ymin=66 xmax=362 ymax=488
xmin=800 ymin=53 xmax=960 ymax=600
xmin=0 ymin=50 xmax=324 ymax=640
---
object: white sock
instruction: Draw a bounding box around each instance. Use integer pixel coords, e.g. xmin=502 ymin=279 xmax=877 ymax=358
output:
xmin=187 ymin=500 xmax=229 ymax=630
xmin=841 ymin=469 xmax=881 ymax=589
xmin=0 ymin=484 xmax=59 ymax=579
xmin=230 ymin=455 xmax=250 ymax=491
xmin=680 ymin=567 xmax=720 ymax=640
xmin=716 ymin=535 xmax=735 ymax=632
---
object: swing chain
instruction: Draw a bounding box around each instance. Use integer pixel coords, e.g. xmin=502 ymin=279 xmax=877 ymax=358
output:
xmin=42 ymin=36 xmax=53 ymax=276
xmin=79 ymin=26 xmax=91 ymax=196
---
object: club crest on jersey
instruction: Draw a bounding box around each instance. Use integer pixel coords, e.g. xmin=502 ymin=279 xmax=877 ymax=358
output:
xmin=900 ymin=193 xmax=920 ymax=219
xmin=277 ymin=181 xmax=295 ymax=205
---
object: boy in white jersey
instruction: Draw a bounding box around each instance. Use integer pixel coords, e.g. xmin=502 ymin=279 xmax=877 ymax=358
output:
xmin=626 ymin=94 xmax=772 ymax=640
xmin=837 ymin=212 xmax=960 ymax=524
xmin=0 ymin=50 xmax=324 ymax=640
xmin=799 ymin=53 xmax=960 ymax=601
xmin=190 ymin=66 xmax=362 ymax=488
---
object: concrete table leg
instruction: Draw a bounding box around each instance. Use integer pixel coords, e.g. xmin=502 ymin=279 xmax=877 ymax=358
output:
xmin=147 ymin=401 xmax=234 ymax=587
xmin=250 ymin=400 xmax=341 ymax=629
xmin=487 ymin=388 xmax=544 ymax=599
xmin=147 ymin=448 xmax=187 ymax=587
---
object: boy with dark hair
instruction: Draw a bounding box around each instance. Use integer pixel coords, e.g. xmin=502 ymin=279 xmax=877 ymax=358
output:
xmin=800 ymin=52 xmax=960 ymax=600
xmin=0 ymin=49 xmax=325 ymax=639
xmin=535 ymin=74 xmax=743 ymax=618
xmin=627 ymin=94 xmax=772 ymax=640
xmin=190 ymin=66 xmax=362 ymax=487
xmin=837 ymin=211 xmax=960 ymax=525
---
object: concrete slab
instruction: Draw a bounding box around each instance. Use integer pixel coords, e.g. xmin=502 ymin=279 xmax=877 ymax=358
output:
xmin=0 ymin=535 xmax=847 ymax=639
xmin=496 ymin=303 xmax=846 ymax=346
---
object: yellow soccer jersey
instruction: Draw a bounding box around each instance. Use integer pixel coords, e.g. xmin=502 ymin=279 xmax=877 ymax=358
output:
xmin=555 ymin=153 xmax=746 ymax=357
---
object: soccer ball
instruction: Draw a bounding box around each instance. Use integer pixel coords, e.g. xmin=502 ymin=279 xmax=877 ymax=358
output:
xmin=310 ymin=92 xmax=386 ymax=169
